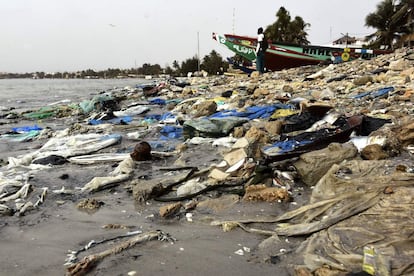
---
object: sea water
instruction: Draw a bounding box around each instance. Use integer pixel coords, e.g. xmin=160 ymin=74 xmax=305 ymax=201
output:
xmin=0 ymin=78 xmax=149 ymax=111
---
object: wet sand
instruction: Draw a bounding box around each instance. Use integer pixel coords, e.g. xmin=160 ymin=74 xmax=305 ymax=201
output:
xmin=0 ymin=116 xmax=308 ymax=276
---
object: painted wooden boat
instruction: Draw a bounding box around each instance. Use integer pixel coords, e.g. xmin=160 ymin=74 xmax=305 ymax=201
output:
xmin=213 ymin=33 xmax=393 ymax=71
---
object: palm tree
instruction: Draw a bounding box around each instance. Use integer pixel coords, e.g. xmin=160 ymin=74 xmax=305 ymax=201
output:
xmin=366 ymin=0 xmax=414 ymax=48
xmin=172 ymin=60 xmax=181 ymax=75
xmin=265 ymin=7 xmax=291 ymax=42
xmin=365 ymin=0 xmax=399 ymax=48
xmin=288 ymin=16 xmax=311 ymax=45
xmin=264 ymin=7 xmax=310 ymax=45
xmin=201 ymin=50 xmax=228 ymax=75
xmin=391 ymin=0 xmax=414 ymax=45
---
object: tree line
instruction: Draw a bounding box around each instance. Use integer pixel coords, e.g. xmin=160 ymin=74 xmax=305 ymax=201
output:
xmin=0 ymin=50 xmax=229 ymax=79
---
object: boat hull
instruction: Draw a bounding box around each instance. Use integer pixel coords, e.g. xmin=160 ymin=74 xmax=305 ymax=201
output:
xmin=263 ymin=49 xmax=321 ymax=71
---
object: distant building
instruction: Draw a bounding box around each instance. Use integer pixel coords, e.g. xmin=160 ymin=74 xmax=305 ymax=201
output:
xmin=333 ymin=34 xmax=356 ymax=45
xmin=332 ymin=34 xmax=367 ymax=47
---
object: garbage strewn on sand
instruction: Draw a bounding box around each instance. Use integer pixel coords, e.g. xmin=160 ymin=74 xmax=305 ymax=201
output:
xmin=1 ymin=48 xmax=414 ymax=275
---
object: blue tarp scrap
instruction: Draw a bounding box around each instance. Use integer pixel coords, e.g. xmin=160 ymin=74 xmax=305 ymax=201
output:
xmin=12 ymin=125 xmax=43 ymax=133
xmin=144 ymin=112 xmax=178 ymax=124
xmin=263 ymin=139 xmax=312 ymax=154
xmin=160 ymin=112 xmax=177 ymax=122
xmin=89 ymin=116 xmax=132 ymax=125
xmin=148 ymin=141 xmax=164 ymax=149
xmin=209 ymin=104 xmax=294 ymax=120
xmin=370 ymin=86 xmax=394 ymax=98
xmin=350 ymin=86 xmax=394 ymax=99
xmin=149 ymin=98 xmax=167 ymax=105
xmin=144 ymin=114 xmax=162 ymax=121
xmin=160 ymin=125 xmax=183 ymax=139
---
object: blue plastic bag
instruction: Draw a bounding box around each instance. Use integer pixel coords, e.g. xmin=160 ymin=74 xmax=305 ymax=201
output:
xmin=12 ymin=125 xmax=43 ymax=133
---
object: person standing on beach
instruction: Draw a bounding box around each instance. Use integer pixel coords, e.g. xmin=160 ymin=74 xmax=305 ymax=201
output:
xmin=255 ymin=27 xmax=266 ymax=74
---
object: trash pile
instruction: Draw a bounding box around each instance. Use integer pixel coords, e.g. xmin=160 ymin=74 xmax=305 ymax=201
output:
xmin=1 ymin=47 xmax=414 ymax=275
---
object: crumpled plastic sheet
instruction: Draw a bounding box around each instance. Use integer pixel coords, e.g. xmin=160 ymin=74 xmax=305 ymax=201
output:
xmin=88 ymin=116 xmax=132 ymax=125
xmin=7 ymin=133 xmax=122 ymax=168
xmin=183 ymin=116 xmax=248 ymax=138
xmin=79 ymin=94 xmax=114 ymax=113
xmin=209 ymin=104 xmax=293 ymax=120
xmin=277 ymin=159 xmax=414 ymax=274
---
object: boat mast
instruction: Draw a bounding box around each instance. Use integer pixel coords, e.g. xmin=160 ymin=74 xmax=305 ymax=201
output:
xmin=330 ymin=26 xmax=332 ymax=43
xmin=197 ymin=31 xmax=200 ymax=72
xmin=232 ymin=8 xmax=235 ymax=34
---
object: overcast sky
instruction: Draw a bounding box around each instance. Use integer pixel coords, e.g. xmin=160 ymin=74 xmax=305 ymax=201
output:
xmin=1 ymin=0 xmax=383 ymax=73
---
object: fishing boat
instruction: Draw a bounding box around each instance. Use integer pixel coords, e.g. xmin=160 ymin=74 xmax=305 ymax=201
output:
xmin=213 ymin=33 xmax=393 ymax=72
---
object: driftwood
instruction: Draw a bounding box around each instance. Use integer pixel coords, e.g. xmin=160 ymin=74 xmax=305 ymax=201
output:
xmin=211 ymin=220 xmax=280 ymax=236
xmin=81 ymin=157 xmax=135 ymax=193
xmin=81 ymin=174 xmax=131 ymax=193
xmin=66 ymin=230 xmax=174 ymax=276
xmin=154 ymin=176 xmax=251 ymax=202
xmin=132 ymin=168 xmax=196 ymax=202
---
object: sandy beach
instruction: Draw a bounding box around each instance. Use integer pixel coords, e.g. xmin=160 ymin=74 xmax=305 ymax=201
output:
xmin=2 ymin=48 xmax=414 ymax=276
xmin=0 ymin=81 xmax=304 ymax=276
xmin=0 ymin=115 xmax=304 ymax=275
